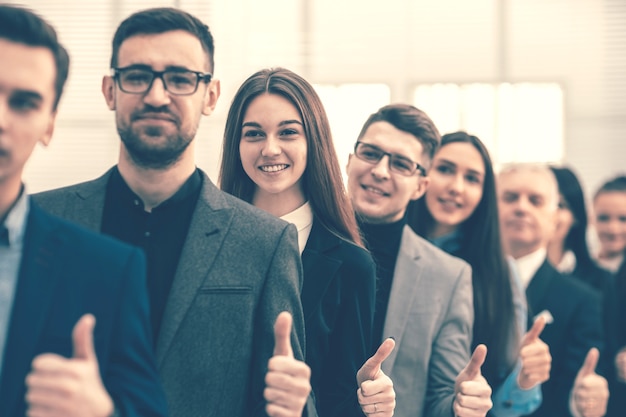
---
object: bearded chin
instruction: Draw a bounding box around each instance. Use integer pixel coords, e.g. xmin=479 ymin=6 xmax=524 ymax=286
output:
xmin=118 ymin=125 xmax=193 ymax=169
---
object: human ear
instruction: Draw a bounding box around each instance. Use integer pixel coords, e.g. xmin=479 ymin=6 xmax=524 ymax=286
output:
xmin=202 ymin=79 xmax=221 ymax=116
xmin=102 ymin=75 xmax=116 ymax=111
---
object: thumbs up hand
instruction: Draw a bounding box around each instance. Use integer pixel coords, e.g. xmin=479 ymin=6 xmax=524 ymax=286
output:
xmin=453 ymin=344 xmax=493 ymax=417
xmin=356 ymin=338 xmax=396 ymax=416
xmin=25 ymin=314 xmax=114 ymax=417
xmin=571 ymin=348 xmax=609 ymax=417
xmin=265 ymin=312 xmax=311 ymax=417
xmin=517 ymin=316 xmax=551 ymax=389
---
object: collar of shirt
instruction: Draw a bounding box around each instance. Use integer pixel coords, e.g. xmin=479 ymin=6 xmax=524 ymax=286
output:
xmin=108 ymin=166 xmax=202 ymax=212
xmin=595 ymin=252 xmax=623 ymax=273
xmin=280 ymin=201 xmax=313 ymax=254
xmin=359 ymin=216 xmax=406 ymax=258
xmin=514 ymin=247 xmax=547 ymax=289
xmin=0 ymin=186 xmax=29 ymax=248
xmin=429 ymin=229 xmax=463 ymax=255
xmin=555 ymin=249 xmax=577 ymax=274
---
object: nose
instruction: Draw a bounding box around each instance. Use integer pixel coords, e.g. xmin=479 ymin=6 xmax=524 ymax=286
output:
xmin=605 ymin=219 xmax=621 ymax=233
xmin=143 ymin=77 xmax=171 ymax=107
xmin=512 ymin=196 xmax=531 ymax=215
xmin=0 ymin=98 xmax=10 ymax=133
xmin=370 ymin=155 xmax=391 ymax=180
xmin=448 ymin=174 xmax=464 ymax=195
xmin=261 ymin=135 xmax=282 ymax=157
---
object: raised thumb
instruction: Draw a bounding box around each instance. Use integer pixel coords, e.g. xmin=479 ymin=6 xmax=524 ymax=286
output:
xmin=357 ymin=337 xmax=395 ymax=385
xmin=521 ymin=315 xmax=546 ymax=347
xmin=463 ymin=344 xmax=487 ymax=380
xmin=72 ymin=313 xmax=97 ymax=361
xmin=273 ymin=311 xmax=293 ymax=357
xmin=577 ymin=348 xmax=599 ymax=379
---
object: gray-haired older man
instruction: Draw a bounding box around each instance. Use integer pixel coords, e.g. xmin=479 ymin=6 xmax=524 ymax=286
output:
xmin=498 ymin=164 xmax=608 ymax=417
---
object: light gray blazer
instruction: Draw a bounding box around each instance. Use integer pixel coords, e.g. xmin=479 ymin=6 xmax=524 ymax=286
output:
xmin=381 ymin=226 xmax=473 ymax=417
xmin=34 ymin=168 xmax=308 ymax=417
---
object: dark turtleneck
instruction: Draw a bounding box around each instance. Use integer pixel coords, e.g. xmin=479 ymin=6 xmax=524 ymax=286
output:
xmin=359 ymin=216 xmax=406 ymax=350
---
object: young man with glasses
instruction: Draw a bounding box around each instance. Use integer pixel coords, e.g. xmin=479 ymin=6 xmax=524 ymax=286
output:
xmin=346 ymin=104 xmax=493 ymax=417
xmin=34 ymin=7 xmax=311 ymax=417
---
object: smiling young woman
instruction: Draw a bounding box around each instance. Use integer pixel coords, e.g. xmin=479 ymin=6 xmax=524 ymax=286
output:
xmin=407 ymin=131 xmax=544 ymax=416
xmin=218 ymin=67 xmax=389 ymax=417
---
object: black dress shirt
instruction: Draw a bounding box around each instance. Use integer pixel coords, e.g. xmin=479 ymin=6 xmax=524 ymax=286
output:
xmin=101 ymin=167 xmax=202 ymax=341
xmin=359 ymin=217 xmax=405 ymax=347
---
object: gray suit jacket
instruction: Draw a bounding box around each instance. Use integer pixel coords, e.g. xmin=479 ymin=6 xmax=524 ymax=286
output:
xmin=34 ymin=168 xmax=308 ymax=417
xmin=381 ymin=226 xmax=473 ymax=417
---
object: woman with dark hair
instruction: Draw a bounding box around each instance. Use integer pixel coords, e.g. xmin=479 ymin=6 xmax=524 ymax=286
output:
xmin=407 ymin=131 xmax=550 ymax=416
xmin=219 ymin=68 xmax=394 ymax=417
xmin=547 ymin=166 xmax=612 ymax=290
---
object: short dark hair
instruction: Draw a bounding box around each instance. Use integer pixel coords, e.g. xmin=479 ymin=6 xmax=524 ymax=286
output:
xmin=0 ymin=4 xmax=70 ymax=110
xmin=219 ymin=67 xmax=363 ymax=246
xmin=356 ymin=104 xmax=440 ymax=167
xmin=110 ymin=7 xmax=215 ymax=72
xmin=594 ymin=175 xmax=626 ymax=201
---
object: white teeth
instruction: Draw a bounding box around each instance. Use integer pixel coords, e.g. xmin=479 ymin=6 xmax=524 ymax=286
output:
xmin=440 ymin=198 xmax=461 ymax=209
xmin=260 ymin=164 xmax=288 ymax=172
xmin=365 ymin=186 xmax=385 ymax=196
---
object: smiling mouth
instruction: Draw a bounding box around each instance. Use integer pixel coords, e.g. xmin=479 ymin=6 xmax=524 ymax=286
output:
xmin=362 ymin=184 xmax=389 ymax=197
xmin=136 ymin=117 xmax=175 ymax=124
xmin=438 ymin=198 xmax=462 ymax=209
xmin=259 ymin=164 xmax=289 ymax=173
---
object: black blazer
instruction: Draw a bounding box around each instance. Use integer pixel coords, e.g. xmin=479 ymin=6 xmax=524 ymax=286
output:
xmin=525 ymin=260 xmax=603 ymax=417
xmin=301 ymin=219 xmax=376 ymax=417
xmin=0 ymin=202 xmax=167 ymax=417
xmin=604 ymin=264 xmax=626 ymax=417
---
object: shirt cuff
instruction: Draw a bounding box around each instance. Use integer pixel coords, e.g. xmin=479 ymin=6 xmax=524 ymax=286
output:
xmin=491 ymin=362 xmax=542 ymax=417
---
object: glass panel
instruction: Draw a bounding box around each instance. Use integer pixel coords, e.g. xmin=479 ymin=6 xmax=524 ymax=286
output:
xmin=315 ymin=84 xmax=391 ymax=181
xmin=413 ymin=82 xmax=564 ymax=166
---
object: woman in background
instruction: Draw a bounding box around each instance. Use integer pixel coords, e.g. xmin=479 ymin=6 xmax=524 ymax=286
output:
xmin=407 ymin=131 xmax=550 ymax=416
xmin=219 ymin=67 xmax=394 ymax=417
xmin=547 ymin=166 xmax=612 ymax=290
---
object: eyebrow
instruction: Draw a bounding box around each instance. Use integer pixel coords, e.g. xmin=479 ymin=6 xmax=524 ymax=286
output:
xmin=242 ymin=120 xmax=303 ymax=129
xmin=12 ymin=89 xmax=43 ymax=103
xmin=120 ymin=64 xmax=198 ymax=72
xmin=278 ymin=120 xmax=302 ymax=126
xmin=437 ymin=158 xmax=485 ymax=177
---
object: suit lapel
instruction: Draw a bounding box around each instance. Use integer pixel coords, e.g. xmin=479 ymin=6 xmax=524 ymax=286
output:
xmin=382 ymin=226 xmax=423 ymax=373
xmin=155 ymin=178 xmax=234 ymax=365
xmin=301 ymin=221 xmax=342 ymax=321
xmin=63 ymin=170 xmax=110 ymax=232
xmin=1 ymin=205 xmax=63 ymax=417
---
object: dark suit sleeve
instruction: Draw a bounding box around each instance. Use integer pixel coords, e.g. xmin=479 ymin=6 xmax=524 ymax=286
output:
xmin=104 ymin=247 xmax=168 ymax=417
xmin=315 ymin=246 xmax=376 ymax=417
xmin=557 ymin=286 xmax=603 ymax=414
xmin=248 ymin=224 xmax=308 ymax=417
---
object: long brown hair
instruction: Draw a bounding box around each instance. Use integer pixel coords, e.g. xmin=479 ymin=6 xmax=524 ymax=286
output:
xmin=219 ymin=67 xmax=362 ymax=246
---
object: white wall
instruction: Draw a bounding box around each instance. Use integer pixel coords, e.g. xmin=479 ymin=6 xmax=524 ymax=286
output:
xmin=15 ymin=0 xmax=626 ymax=201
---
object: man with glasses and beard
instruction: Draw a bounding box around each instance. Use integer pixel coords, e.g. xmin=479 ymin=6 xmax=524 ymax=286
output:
xmin=35 ymin=7 xmax=311 ymax=417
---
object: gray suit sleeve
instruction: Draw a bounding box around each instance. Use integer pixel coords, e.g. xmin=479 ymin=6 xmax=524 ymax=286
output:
xmin=249 ymin=223 xmax=310 ymax=417
xmin=424 ymin=263 xmax=474 ymax=417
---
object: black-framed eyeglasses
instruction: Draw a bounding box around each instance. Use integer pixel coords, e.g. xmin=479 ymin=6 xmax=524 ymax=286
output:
xmin=112 ymin=66 xmax=212 ymax=96
xmin=354 ymin=141 xmax=427 ymax=177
